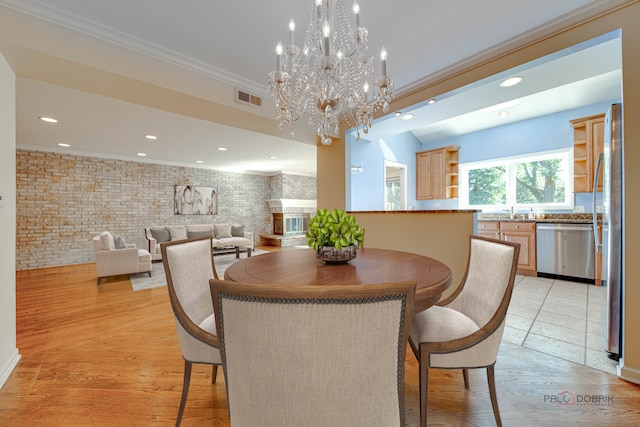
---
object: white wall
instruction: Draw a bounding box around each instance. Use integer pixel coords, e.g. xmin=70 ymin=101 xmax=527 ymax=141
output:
xmin=0 ymin=52 xmax=20 ymax=388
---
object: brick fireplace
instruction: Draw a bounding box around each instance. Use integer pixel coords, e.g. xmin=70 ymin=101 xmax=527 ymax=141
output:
xmin=272 ymin=213 xmax=310 ymax=235
xmin=262 ymin=199 xmax=317 ymax=247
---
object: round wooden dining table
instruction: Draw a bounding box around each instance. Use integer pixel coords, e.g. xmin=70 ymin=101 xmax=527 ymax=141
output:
xmin=224 ymin=247 xmax=452 ymax=313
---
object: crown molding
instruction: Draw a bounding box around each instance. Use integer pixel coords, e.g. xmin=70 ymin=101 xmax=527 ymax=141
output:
xmin=3 ymin=0 xmax=634 ymax=99
xmin=397 ymin=0 xmax=635 ymax=97
xmin=0 ymin=0 xmax=267 ymax=96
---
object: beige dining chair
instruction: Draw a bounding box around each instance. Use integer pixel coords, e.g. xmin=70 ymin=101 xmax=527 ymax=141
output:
xmin=161 ymin=236 xmax=221 ymax=427
xmin=408 ymin=235 xmax=520 ymax=427
xmin=209 ymin=279 xmax=417 ymax=427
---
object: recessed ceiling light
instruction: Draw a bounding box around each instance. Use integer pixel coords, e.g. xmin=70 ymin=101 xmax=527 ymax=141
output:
xmin=499 ymin=76 xmax=523 ymax=87
xmin=400 ymin=114 xmax=414 ymax=120
xmin=195 ymin=160 xmax=204 ymax=164
xmin=427 ymin=98 xmax=436 ymax=104
xmin=394 ymin=111 xmax=402 ymax=117
xmin=218 ymin=147 xmax=227 ymax=151
xmin=39 ymin=116 xmax=58 ymax=123
xmin=269 ymin=156 xmax=277 ymax=159
xmin=57 ymin=143 xmax=70 ymax=147
xmin=144 ymin=134 xmax=157 ymax=140
xmin=137 ymin=152 xmax=147 ymax=157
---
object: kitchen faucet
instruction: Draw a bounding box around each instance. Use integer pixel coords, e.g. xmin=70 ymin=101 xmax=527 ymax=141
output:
xmin=504 ymin=206 xmax=515 ymax=219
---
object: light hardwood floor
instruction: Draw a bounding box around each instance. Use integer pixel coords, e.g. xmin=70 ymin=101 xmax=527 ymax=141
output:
xmin=2 ymin=248 xmax=640 ymax=426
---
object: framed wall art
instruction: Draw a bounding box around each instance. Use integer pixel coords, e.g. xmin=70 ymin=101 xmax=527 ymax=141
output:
xmin=174 ymin=185 xmax=217 ymax=215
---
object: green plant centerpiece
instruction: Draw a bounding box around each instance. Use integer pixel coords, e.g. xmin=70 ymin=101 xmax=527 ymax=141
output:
xmin=306 ymin=208 xmax=364 ymax=263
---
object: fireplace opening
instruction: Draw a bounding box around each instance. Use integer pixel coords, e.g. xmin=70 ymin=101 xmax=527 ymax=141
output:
xmin=273 ymin=213 xmax=310 ymax=236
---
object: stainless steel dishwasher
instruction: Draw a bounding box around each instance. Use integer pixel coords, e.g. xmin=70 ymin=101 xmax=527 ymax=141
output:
xmin=536 ymin=223 xmax=595 ymax=282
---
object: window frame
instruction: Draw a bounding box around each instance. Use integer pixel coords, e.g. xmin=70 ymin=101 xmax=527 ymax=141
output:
xmin=384 ymin=160 xmax=407 ymax=211
xmin=458 ymin=148 xmax=574 ymax=212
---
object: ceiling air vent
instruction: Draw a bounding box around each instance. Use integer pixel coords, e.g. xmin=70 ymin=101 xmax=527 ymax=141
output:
xmin=235 ymin=88 xmax=262 ymax=107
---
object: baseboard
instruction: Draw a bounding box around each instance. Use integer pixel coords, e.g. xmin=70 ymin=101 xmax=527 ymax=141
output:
xmin=0 ymin=348 xmax=21 ymax=389
xmin=618 ymin=360 xmax=640 ymax=385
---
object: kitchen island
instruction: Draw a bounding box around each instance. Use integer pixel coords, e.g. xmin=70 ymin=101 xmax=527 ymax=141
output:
xmin=349 ymin=210 xmax=478 ymax=299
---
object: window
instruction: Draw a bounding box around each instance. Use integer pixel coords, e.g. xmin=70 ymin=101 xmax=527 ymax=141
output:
xmin=385 ymin=178 xmax=401 ymax=210
xmin=459 ymin=149 xmax=573 ymax=211
xmin=384 ymin=160 xmax=407 ymax=210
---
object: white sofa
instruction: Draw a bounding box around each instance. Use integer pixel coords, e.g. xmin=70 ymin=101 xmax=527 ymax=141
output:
xmin=144 ymin=223 xmax=254 ymax=261
xmin=93 ymin=231 xmax=152 ymax=285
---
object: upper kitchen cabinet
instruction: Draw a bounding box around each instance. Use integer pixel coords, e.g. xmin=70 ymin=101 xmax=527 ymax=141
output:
xmin=571 ymin=113 xmax=605 ymax=193
xmin=416 ymin=145 xmax=459 ymax=200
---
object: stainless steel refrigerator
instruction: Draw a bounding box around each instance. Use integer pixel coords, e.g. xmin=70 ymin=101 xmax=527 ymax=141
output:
xmin=592 ymin=103 xmax=623 ymax=361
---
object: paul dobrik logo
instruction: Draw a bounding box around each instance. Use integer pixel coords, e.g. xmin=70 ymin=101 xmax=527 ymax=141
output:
xmin=544 ymin=390 xmax=613 ymax=406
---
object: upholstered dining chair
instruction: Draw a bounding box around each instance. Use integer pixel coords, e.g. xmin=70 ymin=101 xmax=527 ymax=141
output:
xmin=408 ymin=235 xmax=520 ymax=427
xmin=209 ymin=279 xmax=417 ymax=427
xmin=161 ymin=236 xmax=221 ymax=427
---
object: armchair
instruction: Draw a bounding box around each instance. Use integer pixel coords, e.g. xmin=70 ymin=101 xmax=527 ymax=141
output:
xmin=161 ymin=236 xmax=221 ymax=426
xmin=93 ymin=231 xmax=152 ymax=285
xmin=408 ymin=235 xmax=519 ymax=427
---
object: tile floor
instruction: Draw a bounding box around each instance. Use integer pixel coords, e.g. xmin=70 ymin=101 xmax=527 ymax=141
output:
xmin=504 ymin=275 xmax=619 ymax=375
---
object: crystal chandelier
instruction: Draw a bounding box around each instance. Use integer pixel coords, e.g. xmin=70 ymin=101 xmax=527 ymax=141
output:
xmin=268 ymin=0 xmax=394 ymax=145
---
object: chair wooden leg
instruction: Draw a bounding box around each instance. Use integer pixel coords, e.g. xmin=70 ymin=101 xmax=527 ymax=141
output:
xmin=212 ymin=364 xmax=218 ymax=384
xmin=487 ymin=366 xmax=503 ymax=427
xmin=462 ymin=368 xmax=470 ymax=389
xmin=419 ymin=357 xmax=429 ymax=427
xmin=176 ymin=360 xmax=192 ymax=427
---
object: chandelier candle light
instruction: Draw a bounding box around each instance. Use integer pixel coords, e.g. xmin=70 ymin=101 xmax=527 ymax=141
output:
xmin=268 ymin=0 xmax=394 ymax=145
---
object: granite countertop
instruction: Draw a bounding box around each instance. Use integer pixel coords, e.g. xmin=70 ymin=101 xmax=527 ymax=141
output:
xmin=349 ymin=209 xmax=480 ymax=214
xmin=478 ymin=213 xmax=599 ymax=224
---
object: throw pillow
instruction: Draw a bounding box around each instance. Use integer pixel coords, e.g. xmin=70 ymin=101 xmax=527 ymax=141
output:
xmin=114 ymin=235 xmax=128 ymax=249
xmin=149 ymin=226 xmax=171 ymax=243
xmin=99 ymin=231 xmax=114 ymax=251
xmin=167 ymin=226 xmax=188 ymax=241
xmin=215 ymin=223 xmax=232 ymax=239
xmin=188 ymin=230 xmax=214 ymax=239
xmin=231 ymin=224 xmax=245 ymax=237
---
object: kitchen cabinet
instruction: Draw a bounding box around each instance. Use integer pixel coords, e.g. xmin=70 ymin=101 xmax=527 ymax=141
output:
xmin=477 ymin=221 xmax=500 ymax=239
xmin=478 ymin=221 xmax=537 ymax=276
xmin=570 ymin=113 xmax=605 ymax=193
xmin=416 ymin=145 xmax=459 ymax=200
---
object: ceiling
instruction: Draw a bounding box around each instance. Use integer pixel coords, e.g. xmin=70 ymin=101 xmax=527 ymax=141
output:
xmin=361 ymin=34 xmax=622 ymax=143
xmin=0 ymin=0 xmax=629 ymax=176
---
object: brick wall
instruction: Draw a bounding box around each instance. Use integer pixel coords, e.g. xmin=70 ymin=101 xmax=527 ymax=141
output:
xmin=268 ymin=173 xmax=317 ymax=201
xmin=15 ymin=149 xmax=316 ymax=270
xmin=269 ymin=173 xmax=284 ymax=199
xmin=282 ymin=174 xmax=317 ymax=200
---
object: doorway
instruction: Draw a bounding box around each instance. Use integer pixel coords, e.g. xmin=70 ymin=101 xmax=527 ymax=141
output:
xmin=384 ymin=160 xmax=407 ymax=210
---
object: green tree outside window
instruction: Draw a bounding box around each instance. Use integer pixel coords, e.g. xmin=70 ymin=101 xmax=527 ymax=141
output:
xmin=385 ymin=179 xmax=400 ymax=210
xmin=515 ymin=159 xmax=566 ymax=203
xmin=461 ymin=149 xmax=572 ymax=210
xmin=468 ymin=166 xmax=506 ymax=205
